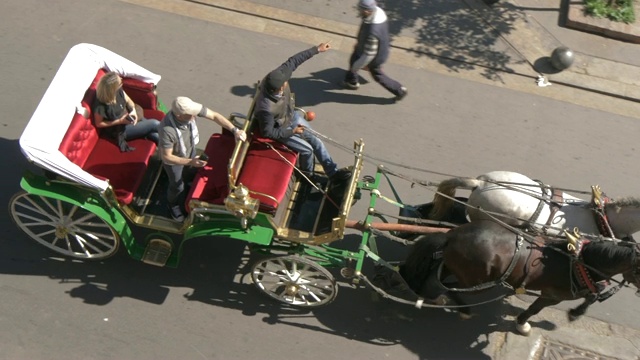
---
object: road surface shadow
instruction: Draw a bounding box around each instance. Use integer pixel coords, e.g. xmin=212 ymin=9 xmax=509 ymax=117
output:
xmin=1 ymin=224 xmax=534 ymax=360
xmin=0 ymin=135 xmax=538 ymax=359
xmin=230 ymin=67 xmax=396 ymax=108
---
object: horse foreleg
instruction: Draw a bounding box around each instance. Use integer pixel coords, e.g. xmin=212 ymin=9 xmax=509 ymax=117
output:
xmin=446 ymin=292 xmax=472 ymax=320
xmin=516 ymin=297 xmax=561 ymax=336
xmin=568 ymin=294 xmax=597 ymax=321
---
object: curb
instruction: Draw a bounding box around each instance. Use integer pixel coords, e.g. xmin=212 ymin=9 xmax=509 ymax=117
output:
xmin=490 ymin=0 xmax=640 ymax=103
xmin=123 ymin=0 xmax=640 ymax=117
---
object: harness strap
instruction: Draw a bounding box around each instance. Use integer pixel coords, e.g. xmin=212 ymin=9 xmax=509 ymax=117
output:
xmin=439 ymin=234 xmax=524 ymax=292
xmin=543 ymin=189 xmax=564 ymax=234
xmin=591 ymin=185 xmax=615 ymax=238
xmin=574 ymin=260 xmax=599 ymax=294
xmin=528 ymin=180 xmax=547 ymax=225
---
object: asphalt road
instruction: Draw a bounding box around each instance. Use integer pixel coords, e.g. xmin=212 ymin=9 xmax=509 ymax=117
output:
xmin=2 ymin=0 xmax=640 ymax=359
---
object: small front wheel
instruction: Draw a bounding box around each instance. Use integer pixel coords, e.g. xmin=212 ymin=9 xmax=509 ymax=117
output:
xmin=251 ymin=255 xmax=338 ymax=308
xmin=9 ymin=191 xmax=120 ymax=259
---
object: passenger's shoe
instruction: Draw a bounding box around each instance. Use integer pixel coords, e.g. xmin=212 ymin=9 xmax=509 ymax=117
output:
xmin=395 ymin=87 xmax=408 ymax=102
xmin=330 ymin=168 xmax=352 ymax=182
xmin=169 ymin=204 xmax=185 ymax=222
xmin=342 ymin=80 xmax=360 ymax=90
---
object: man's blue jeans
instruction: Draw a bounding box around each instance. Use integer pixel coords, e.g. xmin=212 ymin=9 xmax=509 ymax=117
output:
xmin=281 ymin=111 xmax=338 ymax=176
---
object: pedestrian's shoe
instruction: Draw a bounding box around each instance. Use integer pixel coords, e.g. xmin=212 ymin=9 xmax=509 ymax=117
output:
xmin=330 ymin=168 xmax=352 ymax=182
xmin=342 ymin=80 xmax=360 ymax=90
xmin=395 ymin=87 xmax=408 ymax=102
xmin=169 ymin=204 xmax=185 ymax=222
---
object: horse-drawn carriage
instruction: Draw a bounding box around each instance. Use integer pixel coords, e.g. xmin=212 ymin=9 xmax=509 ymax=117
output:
xmin=10 ymin=44 xmax=640 ymax=335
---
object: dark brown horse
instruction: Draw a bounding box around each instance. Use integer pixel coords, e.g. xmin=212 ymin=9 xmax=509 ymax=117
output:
xmin=399 ymin=221 xmax=640 ymax=335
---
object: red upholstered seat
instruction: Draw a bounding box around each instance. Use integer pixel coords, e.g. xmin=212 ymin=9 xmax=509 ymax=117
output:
xmin=83 ymin=138 xmax=156 ymax=205
xmin=58 ymin=68 xmax=161 ymax=205
xmin=122 ymin=77 xmax=157 ymax=110
xmin=186 ymin=133 xmax=237 ymax=210
xmin=144 ymin=109 xmax=166 ymax=122
xmin=186 ymin=134 xmax=298 ymax=215
xmin=237 ymin=139 xmax=297 ymax=214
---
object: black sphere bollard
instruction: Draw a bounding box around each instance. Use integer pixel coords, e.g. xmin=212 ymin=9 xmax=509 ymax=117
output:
xmin=550 ymin=46 xmax=574 ymax=71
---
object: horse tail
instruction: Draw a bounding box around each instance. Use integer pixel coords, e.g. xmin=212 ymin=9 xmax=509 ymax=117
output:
xmin=430 ymin=177 xmax=482 ymax=220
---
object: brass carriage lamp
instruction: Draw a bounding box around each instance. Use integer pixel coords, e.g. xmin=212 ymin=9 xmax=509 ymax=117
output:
xmin=224 ymin=184 xmax=260 ymax=229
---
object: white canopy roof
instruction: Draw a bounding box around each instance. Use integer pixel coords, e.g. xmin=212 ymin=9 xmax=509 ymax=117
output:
xmin=19 ymin=43 xmax=161 ymax=191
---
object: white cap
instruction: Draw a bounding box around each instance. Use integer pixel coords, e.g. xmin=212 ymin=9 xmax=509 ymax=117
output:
xmin=172 ymin=96 xmax=203 ymax=116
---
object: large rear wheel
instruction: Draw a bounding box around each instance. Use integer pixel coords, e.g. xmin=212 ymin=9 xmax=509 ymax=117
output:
xmin=9 ymin=191 xmax=120 ymax=259
xmin=251 ymin=255 xmax=338 ymax=308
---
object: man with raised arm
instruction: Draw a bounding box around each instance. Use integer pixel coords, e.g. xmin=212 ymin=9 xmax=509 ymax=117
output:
xmin=253 ymin=42 xmax=352 ymax=182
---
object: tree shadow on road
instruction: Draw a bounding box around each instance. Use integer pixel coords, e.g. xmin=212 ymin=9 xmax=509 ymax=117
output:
xmin=380 ymin=0 xmax=532 ymax=81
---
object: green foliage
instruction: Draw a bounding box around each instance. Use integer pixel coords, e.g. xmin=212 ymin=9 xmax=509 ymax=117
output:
xmin=584 ymin=0 xmax=636 ymax=24
xmin=584 ymin=0 xmax=636 ymax=23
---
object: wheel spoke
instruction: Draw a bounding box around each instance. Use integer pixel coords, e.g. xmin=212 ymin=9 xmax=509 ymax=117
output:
xmin=14 ymin=212 xmax=57 ymax=227
xmin=70 ymin=227 xmax=115 ymax=248
xmin=69 ymin=212 xmax=104 ymax=227
xmin=18 ymin=197 xmax=60 ymax=223
xmin=73 ymin=234 xmax=102 ymax=255
xmin=33 ymin=228 xmax=57 ymax=239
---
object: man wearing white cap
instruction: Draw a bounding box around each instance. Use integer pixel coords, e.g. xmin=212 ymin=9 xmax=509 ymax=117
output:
xmin=159 ymin=96 xmax=246 ymax=221
xmin=343 ymin=0 xmax=407 ymax=101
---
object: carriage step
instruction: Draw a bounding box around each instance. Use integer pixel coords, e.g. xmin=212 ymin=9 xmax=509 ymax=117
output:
xmin=142 ymin=239 xmax=172 ymax=267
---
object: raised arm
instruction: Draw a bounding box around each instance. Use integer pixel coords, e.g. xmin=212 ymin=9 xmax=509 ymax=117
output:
xmin=202 ymin=107 xmax=246 ymax=141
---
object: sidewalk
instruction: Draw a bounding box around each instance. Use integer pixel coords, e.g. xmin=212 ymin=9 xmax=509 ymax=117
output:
xmin=124 ymin=0 xmax=640 ymax=119
xmin=478 ymin=0 xmax=640 ymax=104
xmin=490 ymin=296 xmax=640 ymax=359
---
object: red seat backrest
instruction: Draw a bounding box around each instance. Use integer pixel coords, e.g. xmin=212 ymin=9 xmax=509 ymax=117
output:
xmin=59 ymin=112 xmax=100 ymax=168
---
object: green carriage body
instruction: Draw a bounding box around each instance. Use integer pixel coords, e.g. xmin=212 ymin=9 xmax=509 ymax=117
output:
xmin=11 ymin=44 xmax=394 ymax=308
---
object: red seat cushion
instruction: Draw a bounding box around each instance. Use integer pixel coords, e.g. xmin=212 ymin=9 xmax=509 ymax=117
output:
xmin=83 ymin=138 xmax=157 ymax=205
xmin=186 ymin=133 xmax=236 ymax=210
xmin=237 ymin=139 xmax=297 ymax=214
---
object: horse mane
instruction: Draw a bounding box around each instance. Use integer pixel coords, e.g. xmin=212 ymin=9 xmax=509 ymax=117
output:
xmin=581 ymin=241 xmax=635 ymax=268
xmin=607 ymin=196 xmax=640 ymax=209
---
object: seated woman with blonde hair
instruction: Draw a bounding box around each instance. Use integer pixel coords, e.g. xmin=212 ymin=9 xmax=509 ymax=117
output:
xmin=93 ymin=71 xmax=160 ymax=152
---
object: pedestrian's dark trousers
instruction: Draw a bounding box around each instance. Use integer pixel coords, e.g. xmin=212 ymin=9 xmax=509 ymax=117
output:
xmin=346 ymin=53 xmax=403 ymax=96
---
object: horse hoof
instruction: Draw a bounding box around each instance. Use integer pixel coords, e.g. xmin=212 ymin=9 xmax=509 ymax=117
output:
xmin=516 ymin=322 xmax=531 ymax=336
xmin=459 ymin=312 xmax=473 ymax=320
xmin=432 ymin=295 xmax=448 ymax=306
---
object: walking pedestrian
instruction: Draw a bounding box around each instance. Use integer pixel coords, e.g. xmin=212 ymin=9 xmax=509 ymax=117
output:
xmin=343 ymin=0 xmax=408 ymax=101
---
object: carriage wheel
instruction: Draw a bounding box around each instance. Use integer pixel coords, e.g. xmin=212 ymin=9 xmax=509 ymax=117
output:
xmin=251 ymin=255 xmax=338 ymax=308
xmin=9 ymin=191 xmax=120 ymax=259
